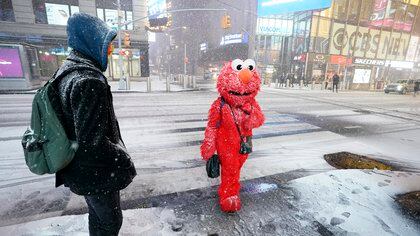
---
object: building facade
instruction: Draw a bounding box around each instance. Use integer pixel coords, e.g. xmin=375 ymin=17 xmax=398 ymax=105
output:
xmin=254 ymin=14 xmax=294 ymax=81
xmin=0 ymin=0 xmax=148 ymax=90
xmin=256 ymin=0 xmax=420 ymax=90
xmin=293 ymin=0 xmax=420 ymax=90
xmin=153 ymin=0 xmax=258 ymax=76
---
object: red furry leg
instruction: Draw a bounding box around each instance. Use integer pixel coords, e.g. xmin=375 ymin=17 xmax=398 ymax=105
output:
xmin=218 ymin=154 xmax=248 ymax=213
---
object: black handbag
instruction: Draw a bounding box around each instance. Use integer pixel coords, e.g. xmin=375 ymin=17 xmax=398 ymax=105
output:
xmin=206 ymin=154 xmax=220 ymax=178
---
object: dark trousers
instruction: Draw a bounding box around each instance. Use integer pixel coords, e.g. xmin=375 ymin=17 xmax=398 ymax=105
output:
xmin=333 ymin=83 xmax=338 ymax=92
xmin=84 ymin=191 xmax=123 ymax=236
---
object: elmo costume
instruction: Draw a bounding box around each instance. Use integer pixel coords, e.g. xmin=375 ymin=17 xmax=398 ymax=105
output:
xmin=201 ymin=59 xmax=265 ymax=212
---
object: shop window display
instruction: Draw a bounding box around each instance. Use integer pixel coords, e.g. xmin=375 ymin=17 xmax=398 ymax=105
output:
xmin=0 ymin=0 xmax=15 ymax=22
xmin=33 ymin=0 xmax=79 ymax=25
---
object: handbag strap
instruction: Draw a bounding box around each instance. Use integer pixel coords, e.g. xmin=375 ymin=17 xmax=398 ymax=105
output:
xmin=225 ymin=101 xmax=244 ymax=140
xmin=215 ymin=97 xmax=244 ymax=140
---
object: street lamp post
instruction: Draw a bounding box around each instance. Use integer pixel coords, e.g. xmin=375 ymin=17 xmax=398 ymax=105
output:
xmin=117 ymin=0 xmax=129 ymax=90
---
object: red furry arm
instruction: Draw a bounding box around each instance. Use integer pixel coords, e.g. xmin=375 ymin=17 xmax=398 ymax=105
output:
xmin=200 ymin=98 xmax=222 ymax=160
xmin=244 ymin=100 xmax=265 ymax=131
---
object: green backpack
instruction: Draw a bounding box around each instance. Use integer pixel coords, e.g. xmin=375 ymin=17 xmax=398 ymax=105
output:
xmin=22 ymin=65 xmax=101 ymax=175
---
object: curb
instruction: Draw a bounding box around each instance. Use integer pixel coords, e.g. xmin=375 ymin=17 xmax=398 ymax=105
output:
xmin=0 ymin=89 xmax=203 ymax=95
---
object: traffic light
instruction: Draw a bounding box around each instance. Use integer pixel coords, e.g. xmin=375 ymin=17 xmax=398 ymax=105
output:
xmin=119 ymin=49 xmax=132 ymax=58
xmin=123 ymin=32 xmax=131 ymax=47
xmin=221 ymin=14 xmax=231 ymax=29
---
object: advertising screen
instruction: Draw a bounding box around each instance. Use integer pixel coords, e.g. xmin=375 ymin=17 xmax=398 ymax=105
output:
xmin=353 ymin=69 xmax=371 ymax=84
xmin=148 ymin=0 xmax=167 ymax=19
xmin=45 ymin=3 xmax=70 ymax=25
xmin=0 ymin=47 xmax=24 ymax=78
xmin=258 ymin=0 xmax=332 ymax=16
xmin=257 ymin=18 xmax=293 ymax=36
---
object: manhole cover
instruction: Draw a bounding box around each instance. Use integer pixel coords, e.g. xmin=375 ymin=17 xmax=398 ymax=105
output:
xmin=396 ymin=191 xmax=420 ymax=218
xmin=324 ymin=152 xmax=392 ymax=170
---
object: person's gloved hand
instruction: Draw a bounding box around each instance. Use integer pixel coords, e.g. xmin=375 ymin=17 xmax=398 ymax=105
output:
xmin=201 ymin=140 xmax=216 ymax=161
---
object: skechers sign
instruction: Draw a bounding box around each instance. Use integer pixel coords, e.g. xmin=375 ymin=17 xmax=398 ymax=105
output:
xmin=258 ymin=0 xmax=332 ymax=16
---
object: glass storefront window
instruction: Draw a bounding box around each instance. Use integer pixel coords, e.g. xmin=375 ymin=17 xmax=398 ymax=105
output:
xmin=359 ymin=0 xmax=375 ymax=27
xmin=347 ymin=0 xmax=361 ymax=24
xmin=413 ymin=5 xmax=420 ymax=35
xmin=332 ymin=0 xmax=348 ymax=22
xmin=97 ymin=8 xmax=133 ymax=30
xmin=369 ymin=0 xmax=389 ymax=30
xmin=311 ymin=16 xmax=319 ymax=37
xmin=0 ymin=0 xmax=15 ymax=22
xmin=96 ymin=0 xmax=133 ymax=30
xmin=384 ymin=1 xmax=406 ymax=32
xmin=96 ymin=0 xmax=132 ymax=11
xmin=33 ymin=0 xmax=79 ymax=25
xmin=404 ymin=5 xmax=417 ymax=32
xmin=318 ymin=17 xmax=331 ymax=39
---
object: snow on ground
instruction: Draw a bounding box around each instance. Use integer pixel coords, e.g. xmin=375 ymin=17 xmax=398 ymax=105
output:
xmin=2 ymin=170 xmax=419 ymax=236
xmin=290 ymin=169 xmax=420 ymax=235
xmin=108 ymin=76 xmax=191 ymax=92
xmin=0 ymin=207 xmax=179 ymax=236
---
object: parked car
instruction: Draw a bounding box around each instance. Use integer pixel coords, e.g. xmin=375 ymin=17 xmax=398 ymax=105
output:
xmin=384 ymin=79 xmax=419 ymax=94
xmin=203 ymin=71 xmax=218 ymax=80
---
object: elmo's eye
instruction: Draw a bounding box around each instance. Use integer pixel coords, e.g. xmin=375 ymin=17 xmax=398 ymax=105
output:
xmin=231 ymin=59 xmax=244 ymax=72
xmin=244 ymin=59 xmax=256 ymax=71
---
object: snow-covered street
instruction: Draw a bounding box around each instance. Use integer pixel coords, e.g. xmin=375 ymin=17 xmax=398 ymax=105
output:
xmin=1 ymin=82 xmax=420 ymax=235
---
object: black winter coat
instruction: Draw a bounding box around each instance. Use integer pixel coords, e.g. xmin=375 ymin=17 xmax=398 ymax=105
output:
xmin=333 ymin=74 xmax=340 ymax=84
xmin=54 ymin=51 xmax=136 ymax=195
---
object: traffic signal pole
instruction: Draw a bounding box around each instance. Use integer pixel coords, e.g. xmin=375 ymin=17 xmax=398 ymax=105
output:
xmin=117 ymin=0 xmax=129 ymax=90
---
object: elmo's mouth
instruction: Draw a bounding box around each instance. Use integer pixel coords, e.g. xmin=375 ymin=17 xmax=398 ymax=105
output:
xmin=229 ymin=91 xmax=252 ymax=96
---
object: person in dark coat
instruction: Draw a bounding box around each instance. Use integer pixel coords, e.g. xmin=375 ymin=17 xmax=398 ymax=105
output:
xmin=55 ymin=13 xmax=136 ymax=235
xmin=332 ymin=73 xmax=340 ymax=93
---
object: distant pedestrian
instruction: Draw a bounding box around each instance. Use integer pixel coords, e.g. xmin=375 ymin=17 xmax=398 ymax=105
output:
xmin=56 ymin=13 xmax=136 ymax=235
xmin=332 ymin=73 xmax=340 ymax=93
xmin=324 ymin=77 xmax=329 ymax=90
xmin=414 ymin=81 xmax=419 ymax=97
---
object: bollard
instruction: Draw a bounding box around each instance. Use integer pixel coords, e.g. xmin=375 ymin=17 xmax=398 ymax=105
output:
xmin=147 ymin=77 xmax=151 ymax=92
xmin=193 ymin=76 xmax=196 ymax=89
xmin=118 ymin=77 xmax=127 ymax=90
xmin=286 ymin=79 xmax=290 ymax=88
xmin=300 ymin=80 xmax=303 ymax=88
xmin=166 ymin=75 xmax=170 ymax=92
xmin=311 ymin=81 xmax=315 ymax=90
xmin=276 ymin=78 xmax=279 ymax=88
xmin=183 ymin=75 xmax=187 ymax=88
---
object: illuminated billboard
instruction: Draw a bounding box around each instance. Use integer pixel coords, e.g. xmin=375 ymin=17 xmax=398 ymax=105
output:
xmin=258 ymin=0 xmax=332 ymax=16
xmin=0 ymin=47 xmax=24 ymax=78
xmin=45 ymin=3 xmax=79 ymax=25
xmin=147 ymin=0 xmax=170 ymax=30
xmin=148 ymin=0 xmax=167 ymax=20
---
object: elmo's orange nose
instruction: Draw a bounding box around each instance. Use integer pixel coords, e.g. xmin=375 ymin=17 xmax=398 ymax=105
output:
xmin=239 ymin=69 xmax=252 ymax=84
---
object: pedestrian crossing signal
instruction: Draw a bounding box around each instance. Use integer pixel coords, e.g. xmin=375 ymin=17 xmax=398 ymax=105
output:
xmin=123 ymin=32 xmax=131 ymax=47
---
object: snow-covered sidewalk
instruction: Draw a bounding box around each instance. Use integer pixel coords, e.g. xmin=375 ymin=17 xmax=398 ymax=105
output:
xmin=108 ymin=77 xmax=188 ymax=93
xmin=1 ymin=169 xmax=419 ymax=235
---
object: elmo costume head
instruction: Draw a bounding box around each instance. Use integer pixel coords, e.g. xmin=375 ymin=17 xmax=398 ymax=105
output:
xmin=217 ymin=59 xmax=261 ymax=107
